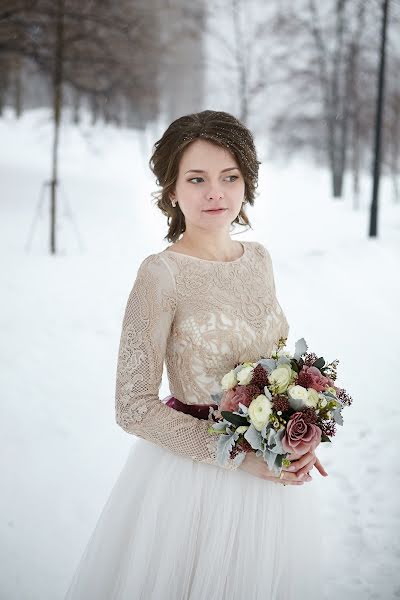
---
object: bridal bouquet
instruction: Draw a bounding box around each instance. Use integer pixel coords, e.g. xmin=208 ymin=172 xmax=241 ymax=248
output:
xmin=208 ymin=337 xmax=353 ymax=474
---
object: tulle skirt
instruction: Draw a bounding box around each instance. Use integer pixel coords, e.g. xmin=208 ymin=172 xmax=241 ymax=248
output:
xmin=64 ymin=415 xmax=324 ymax=599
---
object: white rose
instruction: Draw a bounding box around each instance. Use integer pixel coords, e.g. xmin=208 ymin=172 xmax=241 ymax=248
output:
xmin=237 ymin=365 xmax=254 ymax=386
xmin=305 ymin=388 xmax=319 ymax=408
xmin=288 ymin=385 xmax=309 ymax=404
xmin=248 ymin=394 xmax=273 ymax=432
xmin=221 ymin=370 xmax=238 ymax=390
xmin=268 ymin=364 xmax=293 ymax=394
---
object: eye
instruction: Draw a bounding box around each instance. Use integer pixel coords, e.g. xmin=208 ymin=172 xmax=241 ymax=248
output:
xmin=188 ymin=175 xmax=239 ymax=184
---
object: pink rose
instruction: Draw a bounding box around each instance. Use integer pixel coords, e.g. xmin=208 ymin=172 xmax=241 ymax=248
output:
xmin=220 ymin=386 xmax=252 ymax=412
xmin=297 ymin=365 xmax=330 ymax=393
xmin=282 ymin=412 xmax=321 ymax=455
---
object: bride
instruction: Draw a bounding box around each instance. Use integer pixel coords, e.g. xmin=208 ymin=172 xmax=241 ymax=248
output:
xmin=64 ymin=110 xmax=328 ymax=599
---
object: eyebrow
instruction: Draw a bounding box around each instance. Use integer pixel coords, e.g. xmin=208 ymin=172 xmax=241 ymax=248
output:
xmin=184 ymin=167 xmax=239 ymax=175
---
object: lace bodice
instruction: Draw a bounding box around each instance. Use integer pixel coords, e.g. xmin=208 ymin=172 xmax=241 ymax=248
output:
xmin=115 ymin=240 xmax=289 ymax=470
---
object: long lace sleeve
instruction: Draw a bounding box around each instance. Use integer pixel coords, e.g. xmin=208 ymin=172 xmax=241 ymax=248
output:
xmin=115 ymin=254 xmax=245 ymax=471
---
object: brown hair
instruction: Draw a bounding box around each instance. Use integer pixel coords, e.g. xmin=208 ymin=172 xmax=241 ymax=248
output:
xmin=149 ymin=110 xmax=261 ymax=243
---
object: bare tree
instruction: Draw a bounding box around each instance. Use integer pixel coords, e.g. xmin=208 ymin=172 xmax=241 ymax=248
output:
xmin=386 ymin=82 xmax=400 ymax=203
xmin=0 ymin=0 xmax=161 ymax=253
xmin=369 ymin=0 xmax=390 ymax=237
xmin=267 ymin=0 xmax=381 ymax=198
xmin=203 ymin=0 xmax=280 ymax=128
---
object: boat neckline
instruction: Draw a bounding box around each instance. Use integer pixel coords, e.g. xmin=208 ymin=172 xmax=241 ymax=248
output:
xmin=162 ymin=241 xmax=247 ymax=264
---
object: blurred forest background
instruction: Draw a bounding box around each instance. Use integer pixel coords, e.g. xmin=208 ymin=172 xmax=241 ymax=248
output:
xmin=1 ymin=0 xmax=399 ymax=250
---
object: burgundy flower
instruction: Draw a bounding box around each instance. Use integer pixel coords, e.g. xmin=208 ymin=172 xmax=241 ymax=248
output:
xmin=251 ymin=364 xmax=269 ymax=389
xmin=301 ymin=407 xmax=318 ymax=424
xmin=282 ymin=411 xmax=321 ymax=455
xmin=303 ymin=352 xmax=318 ymax=366
xmin=220 ymin=386 xmax=252 ymax=412
xmin=297 ymin=366 xmax=330 ymax=393
xmin=272 ymin=395 xmax=290 ymax=413
xmin=335 ymin=387 xmax=353 ymax=407
xmin=319 ymin=419 xmax=337 ymax=437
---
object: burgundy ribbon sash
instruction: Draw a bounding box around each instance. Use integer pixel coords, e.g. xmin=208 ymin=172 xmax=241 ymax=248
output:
xmin=164 ymin=395 xmax=218 ymax=421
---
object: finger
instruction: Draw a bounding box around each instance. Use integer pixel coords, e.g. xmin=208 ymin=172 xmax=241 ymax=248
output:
xmin=286 ymin=449 xmax=316 ymax=464
xmin=281 ymin=481 xmax=305 ymax=486
xmin=270 ymin=476 xmax=304 ymax=486
xmin=295 ymin=457 xmax=317 ymax=479
xmin=278 ymin=470 xmax=311 ymax=483
xmin=286 ymin=448 xmax=314 ymax=461
xmin=314 ymin=457 xmax=329 ymax=477
xmin=286 ymin=452 xmax=302 ymax=461
xmin=265 ymin=470 xmax=299 ymax=484
xmin=284 ymin=451 xmax=313 ymax=473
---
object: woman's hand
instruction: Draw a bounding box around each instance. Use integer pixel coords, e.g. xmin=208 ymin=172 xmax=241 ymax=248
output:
xmin=282 ymin=449 xmax=329 ymax=479
xmin=239 ymin=452 xmax=311 ymax=485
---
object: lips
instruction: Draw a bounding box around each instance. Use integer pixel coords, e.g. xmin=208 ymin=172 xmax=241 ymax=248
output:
xmin=204 ymin=208 xmax=227 ymax=212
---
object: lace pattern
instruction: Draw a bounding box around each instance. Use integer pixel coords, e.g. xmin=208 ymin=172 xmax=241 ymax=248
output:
xmin=115 ymin=241 xmax=289 ymax=470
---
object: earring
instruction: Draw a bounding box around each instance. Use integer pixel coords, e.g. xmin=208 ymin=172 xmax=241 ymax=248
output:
xmin=170 ymin=196 xmax=177 ymax=207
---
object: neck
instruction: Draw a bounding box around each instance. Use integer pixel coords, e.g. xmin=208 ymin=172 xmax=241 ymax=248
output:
xmin=179 ymin=230 xmax=241 ymax=262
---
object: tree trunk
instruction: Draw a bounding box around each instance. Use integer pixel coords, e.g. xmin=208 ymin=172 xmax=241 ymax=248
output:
xmin=309 ymin=0 xmax=347 ymax=199
xmin=369 ymin=0 xmax=389 ymax=238
xmin=50 ymin=0 xmax=65 ymax=255
xmin=14 ymin=55 xmax=22 ymax=117
xmin=332 ymin=168 xmax=344 ymax=197
xmin=72 ymin=88 xmax=80 ymax=124
xmin=0 ymin=59 xmax=9 ymax=115
xmin=349 ymin=44 xmax=361 ymax=209
xmin=103 ymin=96 xmax=111 ymax=124
xmin=330 ymin=0 xmax=347 ymax=199
xmin=232 ymin=0 xmax=248 ymax=124
xmin=91 ymin=94 xmax=99 ymax=125
xmin=390 ymin=101 xmax=399 ymax=203
xmin=352 ymin=121 xmax=361 ymax=209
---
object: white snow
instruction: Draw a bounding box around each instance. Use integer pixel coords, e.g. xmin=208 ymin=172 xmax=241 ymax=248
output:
xmin=1 ymin=108 xmax=399 ymax=600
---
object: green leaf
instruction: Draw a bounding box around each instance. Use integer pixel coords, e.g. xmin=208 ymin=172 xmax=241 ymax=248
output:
xmin=207 ymin=427 xmax=225 ymax=435
xmin=331 ymin=407 xmax=343 ymax=426
xmin=294 ymin=338 xmax=308 ymax=360
xmin=321 ymin=433 xmax=332 ymax=443
xmin=313 ymin=357 xmax=325 ymax=370
xmin=244 ymin=423 xmax=264 ymax=451
xmin=216 ymin=431 xmax=239 ymax=466
xmin=290 ymin=359 xmax=299 ymax=373
xmin=221 ymin=411 xmax=249 ymax=427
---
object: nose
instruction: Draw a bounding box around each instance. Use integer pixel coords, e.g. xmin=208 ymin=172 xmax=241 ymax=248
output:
xmin=206 ymin=185 xmax=224 ymax=201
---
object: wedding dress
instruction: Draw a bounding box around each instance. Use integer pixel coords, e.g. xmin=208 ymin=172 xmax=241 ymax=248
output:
xmin=64 ymin=240 xmax=323 ymax=600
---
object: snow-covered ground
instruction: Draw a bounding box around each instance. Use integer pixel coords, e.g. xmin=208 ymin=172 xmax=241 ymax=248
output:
xmin=1 ymin=108 xmax=399 ymax=600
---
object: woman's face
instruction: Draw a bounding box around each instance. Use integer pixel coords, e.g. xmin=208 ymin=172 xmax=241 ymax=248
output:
xmin=170 ymin=139 xmax=245 ymax=233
